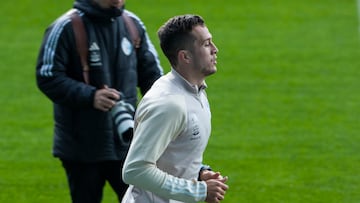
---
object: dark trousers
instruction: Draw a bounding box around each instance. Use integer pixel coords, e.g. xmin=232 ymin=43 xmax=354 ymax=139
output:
xmin=61 ymin=159 xmax=128 ymax=203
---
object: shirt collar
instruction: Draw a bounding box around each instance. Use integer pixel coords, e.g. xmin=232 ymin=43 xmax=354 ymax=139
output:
xmin=170 ymin=69 xmax=207 ymax=94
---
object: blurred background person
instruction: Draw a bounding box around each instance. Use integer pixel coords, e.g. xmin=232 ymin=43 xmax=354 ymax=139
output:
xmin=35 ymin=0 xmax=163 ymax=202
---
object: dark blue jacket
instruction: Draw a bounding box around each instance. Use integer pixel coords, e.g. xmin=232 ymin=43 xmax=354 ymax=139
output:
xmin=36 ymin=0 xmax=163 ymax=162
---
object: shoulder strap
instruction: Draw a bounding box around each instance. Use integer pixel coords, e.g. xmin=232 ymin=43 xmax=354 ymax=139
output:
xmin=70 ymin=9 xmax=90 ymax=84
xmin=69 ymin=10 xmax=141 ymax=85
xmin=122 ymin=12 xmax=141 ymax=49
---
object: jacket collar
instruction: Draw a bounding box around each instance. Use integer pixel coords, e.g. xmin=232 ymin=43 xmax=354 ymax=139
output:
xmin=74 ymin=0 xmax=124 ymax=21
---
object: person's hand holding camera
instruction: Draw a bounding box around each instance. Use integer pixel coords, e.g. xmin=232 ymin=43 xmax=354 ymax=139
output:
xmin=93 ymin=85 xmax=120 ymax=112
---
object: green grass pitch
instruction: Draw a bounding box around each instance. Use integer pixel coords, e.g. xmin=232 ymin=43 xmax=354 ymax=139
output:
xmin=1 ymin=0 xmax=360 ymax=202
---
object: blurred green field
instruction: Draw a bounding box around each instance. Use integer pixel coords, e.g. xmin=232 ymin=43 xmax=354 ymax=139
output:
xmin=1 ymin=0 xmax=360 ymax=202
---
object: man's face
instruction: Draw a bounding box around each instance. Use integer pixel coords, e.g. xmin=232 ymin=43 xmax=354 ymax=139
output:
xmin=190 ymin=25 xmax=219 ymax=77
xmin=93 ymin=0 xmax=125 ymax=9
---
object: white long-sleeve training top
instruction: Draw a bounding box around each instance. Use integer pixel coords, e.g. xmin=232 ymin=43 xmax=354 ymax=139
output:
xmin=122 ymin=69 xmax=212 ymax=203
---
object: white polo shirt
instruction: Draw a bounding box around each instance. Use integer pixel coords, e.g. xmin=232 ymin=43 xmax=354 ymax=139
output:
xmin=122 ymin=69 xmax=212 ymax=203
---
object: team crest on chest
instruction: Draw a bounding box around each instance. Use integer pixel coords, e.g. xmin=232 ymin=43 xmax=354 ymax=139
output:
xmin=121 ymin=37 xmax=132 ymax=56
xmin=189 ymin=114 xmax=200 ymax=140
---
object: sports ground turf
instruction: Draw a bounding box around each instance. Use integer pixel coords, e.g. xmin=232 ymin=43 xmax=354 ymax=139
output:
xmin=1 ymin=0 xmax=360 ymax=202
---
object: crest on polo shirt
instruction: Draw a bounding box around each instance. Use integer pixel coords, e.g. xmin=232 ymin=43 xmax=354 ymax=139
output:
xmin=189 ymin=114 xmax=200 ymax=140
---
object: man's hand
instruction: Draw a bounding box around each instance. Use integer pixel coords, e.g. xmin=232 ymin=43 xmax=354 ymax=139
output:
xmin=93 ymin=85 xmax=120 ymax=112
xmin=205 ymin=177 xmax=229 ymax=203
xmin=200 ymin=170 xmax=226 ymax=181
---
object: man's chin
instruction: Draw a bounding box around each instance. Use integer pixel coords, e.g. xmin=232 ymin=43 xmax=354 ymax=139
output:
xmin=109 ymin=0 xmax=123 ymax=9
xmin=205 ymin=68 xmax=217 ymax=76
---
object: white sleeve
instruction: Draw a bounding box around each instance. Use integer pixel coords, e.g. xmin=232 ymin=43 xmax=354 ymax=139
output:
xmin=122 ymin=95 xmax=207 ymax=202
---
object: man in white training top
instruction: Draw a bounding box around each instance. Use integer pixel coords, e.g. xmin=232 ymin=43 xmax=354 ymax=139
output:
xmin=122 ymin=14 xmax=229 ymax=203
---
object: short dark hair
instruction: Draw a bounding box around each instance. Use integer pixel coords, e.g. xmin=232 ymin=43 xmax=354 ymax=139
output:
xmin=157 ymin=14 xmax=205 ymax=67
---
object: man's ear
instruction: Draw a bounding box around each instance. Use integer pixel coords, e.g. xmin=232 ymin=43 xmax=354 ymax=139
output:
xmin=179 ymin=50 xmax=192 ymax=63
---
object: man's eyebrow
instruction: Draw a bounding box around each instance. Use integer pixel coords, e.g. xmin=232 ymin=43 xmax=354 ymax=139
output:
xmin=202 ymin=38 xmax=212 ymax=44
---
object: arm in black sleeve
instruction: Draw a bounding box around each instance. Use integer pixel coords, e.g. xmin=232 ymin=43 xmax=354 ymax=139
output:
xmin=36 ymin=19 xmax=96 ymax=109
